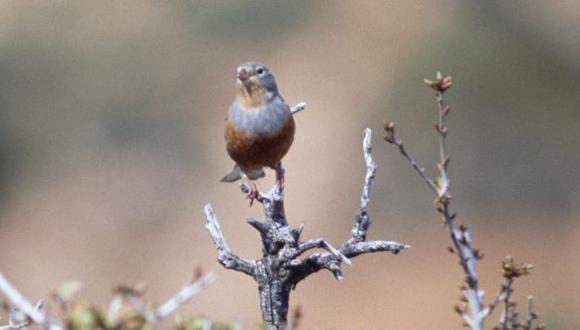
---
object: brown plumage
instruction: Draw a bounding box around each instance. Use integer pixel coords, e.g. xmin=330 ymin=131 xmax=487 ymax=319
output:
xmin=225 ymin=117 xmax=295 ymax=172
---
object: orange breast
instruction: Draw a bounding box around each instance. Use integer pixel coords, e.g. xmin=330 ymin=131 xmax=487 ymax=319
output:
xmin=225 ymin=116 xmax=295 ymax=172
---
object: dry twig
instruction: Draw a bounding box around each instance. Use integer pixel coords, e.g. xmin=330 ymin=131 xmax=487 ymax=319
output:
xmin=385 ymin=72 xmax=540 ymax=330
xmin=0 ymin=273 xmax=62 ymax=330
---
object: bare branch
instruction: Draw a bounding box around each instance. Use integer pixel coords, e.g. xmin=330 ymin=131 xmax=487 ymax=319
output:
xmin=384 ymin=122 xmax=438 ymax=193
xmin=341 ymin=240 xmax=410 ymax=258
xmin=479 ymin=280 xmax=508 ymax=320
xmin=386 ymin=74 xmax=489 ymax=329
xmin=203 ymin=205 xmax=257 ymax=277
xmin=291 ymin=129 xmax=409 ymax=281
xmin=524 ymin=295 xmax=540 ymax=330
xmin=289 ymin=253 xmax=344 ymax=282
xmin=0 ymin=274 xmax=61 ymax=330
xmin=360 ymin=127 xmax=376 ymax=211
xmin=298 ymin=239 xmax=351 ymax=266
xmin=386 ymin=73 xmax=542 ymax=330
xmin=349 ymin=128 xmax=377 ymax=243
xmin=435 ymin=88 xmax=484 ymax=330
xmin=153 ymin=272 xmax=217 ymax=322
xmin=0 ymin=322 xmax=29 ymax=330
xmin=498 ymin=277 xmax=513 ymax=330
xmin=290 ymin=102 xmax=306 ymax=115
xmin=296 ymin=239 xmax=408 ymax=276
xmin=0 ymin=302 xmax=42 ymax=330
xmin=204 ymin=128 xmax=407 ymax=328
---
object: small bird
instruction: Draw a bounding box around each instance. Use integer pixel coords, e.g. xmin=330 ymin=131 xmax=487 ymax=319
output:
xmin=222 ymin=62 xmax=295 ymax=199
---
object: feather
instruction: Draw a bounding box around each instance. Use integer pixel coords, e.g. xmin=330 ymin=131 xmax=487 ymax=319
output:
xmin=246 ymin=168 xmax=266 ymax=180
xmin=221 ymin=165 xmax=243 ymax=182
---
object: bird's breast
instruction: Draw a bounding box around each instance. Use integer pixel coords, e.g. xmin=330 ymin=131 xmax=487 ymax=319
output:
xmin=228 ymin=98 xmax=291 ymax=137
xmin=225 ymin=99 xmax=295 ymax=170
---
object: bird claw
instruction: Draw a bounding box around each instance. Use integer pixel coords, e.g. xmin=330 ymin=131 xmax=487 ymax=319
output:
xmin=274 ymin=162 xmax=286 ymax=193
xmin=246 ymin=181 xmax=259 ymax=206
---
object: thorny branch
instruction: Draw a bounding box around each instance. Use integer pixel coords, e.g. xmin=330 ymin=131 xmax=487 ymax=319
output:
xmin=385 ymin=72 xmax=541 ymax=330
xmin=204 ymin=126 xmax=409 ymax=329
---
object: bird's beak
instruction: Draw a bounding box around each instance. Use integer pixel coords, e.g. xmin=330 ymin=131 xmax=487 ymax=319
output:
xmin=237 ymin=67 xmax=251 ymax=84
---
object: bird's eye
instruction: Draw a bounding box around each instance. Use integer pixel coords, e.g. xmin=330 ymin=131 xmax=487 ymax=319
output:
xmin=256 ymin=68 xmax=264 ymax=75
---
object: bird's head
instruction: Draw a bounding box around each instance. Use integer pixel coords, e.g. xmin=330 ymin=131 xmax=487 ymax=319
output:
xmin=235 ymin=62 xmax=278 ymax=109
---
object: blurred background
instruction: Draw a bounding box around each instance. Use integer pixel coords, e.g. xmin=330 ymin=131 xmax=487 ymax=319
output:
xmin=1 ymin=1 xmax=579 ymax=329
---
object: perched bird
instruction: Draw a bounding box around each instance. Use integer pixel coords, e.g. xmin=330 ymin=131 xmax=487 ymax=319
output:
xmin=222 ymin=62 xmax=295 ymax=196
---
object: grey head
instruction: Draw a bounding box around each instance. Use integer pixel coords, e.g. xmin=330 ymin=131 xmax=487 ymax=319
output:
xmin=236 ymin=61 xmax=279 ymax=96
xmin=230 ymin=62 xmax=291 ymax=136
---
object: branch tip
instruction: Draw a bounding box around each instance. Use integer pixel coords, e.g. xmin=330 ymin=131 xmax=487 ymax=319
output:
xmin=290 ymin=102 xmax=307 ymax=115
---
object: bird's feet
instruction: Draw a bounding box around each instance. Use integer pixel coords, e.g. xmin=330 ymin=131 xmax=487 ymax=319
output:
xmin=246 ymin=181 xmax=259 ymax=206
xmin=279 ymin=173 xmax=285 ymax=191
xmin=274 ymin=162 xmax=285 ymax=193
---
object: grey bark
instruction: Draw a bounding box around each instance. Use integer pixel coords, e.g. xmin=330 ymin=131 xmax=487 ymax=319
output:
xmin=204 ymin=129 xmax=409 ymax=329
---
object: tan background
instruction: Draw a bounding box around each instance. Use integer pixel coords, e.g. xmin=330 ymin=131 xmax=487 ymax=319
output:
xmin=0 ymin=2 xmax=579 ymax=329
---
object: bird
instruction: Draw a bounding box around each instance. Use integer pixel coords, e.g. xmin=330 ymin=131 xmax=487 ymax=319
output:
xmin=222 ymin=62 xmax=295 ymax=201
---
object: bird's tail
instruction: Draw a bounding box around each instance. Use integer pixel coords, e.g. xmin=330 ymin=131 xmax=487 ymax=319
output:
xmin=221 ymin=165 xmax=243 ymax=182
xmin=220 ymin=165 xmax=265 ymax=182
xmin=246 ymin=168 xmax=265 ymax=180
